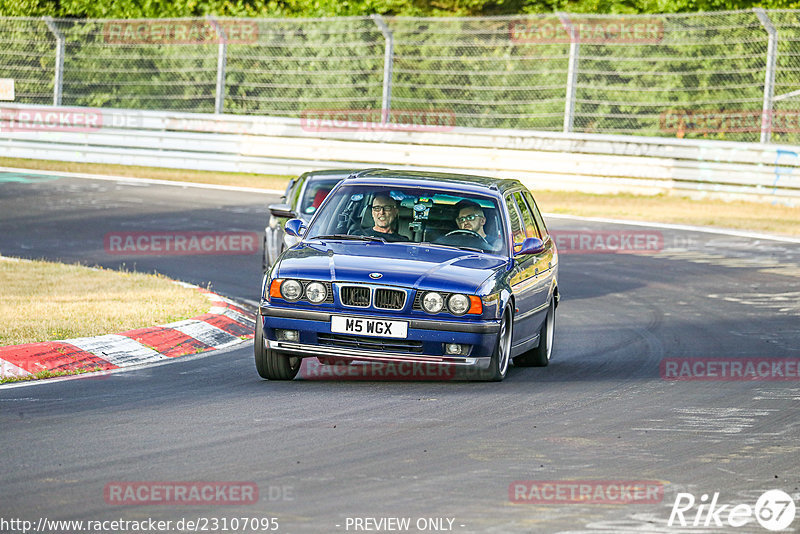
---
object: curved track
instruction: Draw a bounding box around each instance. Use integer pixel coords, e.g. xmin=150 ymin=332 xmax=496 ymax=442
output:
xmin=1 ymin=172 xmax=799 ymax=533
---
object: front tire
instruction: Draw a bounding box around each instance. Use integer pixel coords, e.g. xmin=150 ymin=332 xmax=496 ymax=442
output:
xmin=513 ymin=297 xmax=555 ymax=368
xmin=254 ymin=311 xmax=301 ymax=380
xmin=484 ymin=308 xmax=512 ymax=381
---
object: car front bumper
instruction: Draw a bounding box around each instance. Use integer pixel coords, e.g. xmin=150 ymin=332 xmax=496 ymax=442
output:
xmin=260 ymin=305 xmax=500 ymax=371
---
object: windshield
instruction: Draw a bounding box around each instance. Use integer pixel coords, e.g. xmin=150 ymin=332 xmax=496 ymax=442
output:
xmin=298 ymin=178 xmax=340 ymax=218
xmin=305 ymin=184 xmax=508 ymax=255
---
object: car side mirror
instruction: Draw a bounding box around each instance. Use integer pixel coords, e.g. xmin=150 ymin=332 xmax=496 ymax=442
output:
xmin=515 ymin=237 xmax=545 ymax=256
xmin=284 ymin=218 xmax=307 ymax=237
xmin=269 ymin=203 xmax=297 ymax=219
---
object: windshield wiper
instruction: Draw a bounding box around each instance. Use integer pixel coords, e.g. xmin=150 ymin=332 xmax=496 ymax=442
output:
xmin=418 ymin=241 xmax=484 ymax=253
xmin=313 ymin=234 xmax=386 ymax=243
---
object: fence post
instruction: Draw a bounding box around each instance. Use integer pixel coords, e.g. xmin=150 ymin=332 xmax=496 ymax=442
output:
xmin=43 ymin=17 xmax=64 ymax=107
xmin=207 ymin=17 xmax=228 ymax=114
xmin=558 ymin=12 xmax=579 ymax=133
xmin=371 ymin=14 xmax=394 ymax=125
xmin=755 ymin=8 xmax=777 ymax=144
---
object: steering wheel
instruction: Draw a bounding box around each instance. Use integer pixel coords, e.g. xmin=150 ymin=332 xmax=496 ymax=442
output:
xmin=445 ymin=229 xmax=489 ymax=245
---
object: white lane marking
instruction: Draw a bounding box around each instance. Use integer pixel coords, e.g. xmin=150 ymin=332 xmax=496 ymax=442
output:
xmin=0 ymin=166 xmax=284 ymax=195
xmin=66 ymin=334 xmax=166 ymax=367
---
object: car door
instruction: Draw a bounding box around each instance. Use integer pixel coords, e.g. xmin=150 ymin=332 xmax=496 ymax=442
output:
xmin=507 ymin=191 xmax=555 ymax=351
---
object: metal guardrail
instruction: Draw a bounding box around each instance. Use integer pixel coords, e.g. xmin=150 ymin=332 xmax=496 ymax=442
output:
xmin=1 ymin=103 xmax=798 ymax=203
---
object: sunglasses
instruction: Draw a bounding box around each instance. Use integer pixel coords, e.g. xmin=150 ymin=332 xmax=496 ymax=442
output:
xmin=371 ymin=205 xmax=396 ymax=213
xmin=456 ymin=214 xmax=482 ymax=223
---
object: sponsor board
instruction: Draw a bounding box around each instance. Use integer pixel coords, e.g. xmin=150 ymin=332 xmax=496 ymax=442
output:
xmin=0 ymin=78 xmax=14 ymax=101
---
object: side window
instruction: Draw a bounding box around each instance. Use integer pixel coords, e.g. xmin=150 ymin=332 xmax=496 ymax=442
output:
xmin=505 ymin=194 xmax=526 ymax=252
xmin=514 ymin=191 xmax=540 ymax=239
xmin=523 ymin=191 xmax=548 ymax=238
xmin=286 ymin=176 xmax=308 ymax=208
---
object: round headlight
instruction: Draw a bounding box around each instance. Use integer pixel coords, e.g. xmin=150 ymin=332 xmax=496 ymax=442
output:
xmin=305 ymin=282 xmax=327 ymax=304
xmin=422 ymin=292 xmax=444 ymax=314
xmin=448 ymin=294 xmax=470 ymax=316
xmin=280 ymin=279 xmax=302 ymax=301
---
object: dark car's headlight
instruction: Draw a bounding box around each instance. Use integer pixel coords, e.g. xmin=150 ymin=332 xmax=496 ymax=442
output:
xmin=421 ymin=291 xmax=444 ymax=314
xmin=305 ymin=281 xmax=327 ymax=304
xmin=447 ymin=294 xmax=470 ymax=316
xmin=280 ymin=279 xmax=303 ymax=301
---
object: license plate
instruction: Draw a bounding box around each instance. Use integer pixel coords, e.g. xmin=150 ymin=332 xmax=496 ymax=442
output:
xmin=330 ymin=316 xmax=408 ymax=339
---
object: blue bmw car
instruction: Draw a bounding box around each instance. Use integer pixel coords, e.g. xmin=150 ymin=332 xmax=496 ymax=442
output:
xmin=255 ymin=170 xmax=559 ymax=381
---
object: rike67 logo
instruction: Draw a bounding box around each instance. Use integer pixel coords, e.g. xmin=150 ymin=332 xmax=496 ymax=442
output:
xmin=669 ymin=490 xmax=796 ymax=531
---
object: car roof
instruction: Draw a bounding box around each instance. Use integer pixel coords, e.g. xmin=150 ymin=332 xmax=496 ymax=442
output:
xmin=342 ymin=169 xmax=524 ymax=195
xmin=301 ymin=169 xmax=366 ymax=181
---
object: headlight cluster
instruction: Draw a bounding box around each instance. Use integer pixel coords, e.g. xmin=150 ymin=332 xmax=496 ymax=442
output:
xmin=419 ymin=291 xmax=482 ymax=316
xmin=268 ymin=278 xmax=329 ymax=304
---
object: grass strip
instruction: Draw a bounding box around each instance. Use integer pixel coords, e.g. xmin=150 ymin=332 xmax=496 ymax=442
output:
xmin=0 ymin=257 xmax=210 ymax=347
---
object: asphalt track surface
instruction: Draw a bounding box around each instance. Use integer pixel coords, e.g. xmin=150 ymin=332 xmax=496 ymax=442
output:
xmin=1 ymin=172 xmax=799 ymax=534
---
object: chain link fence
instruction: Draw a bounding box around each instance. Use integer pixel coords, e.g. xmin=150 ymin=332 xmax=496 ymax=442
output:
xmin=1 ymin=11 xmax=800 ymax=144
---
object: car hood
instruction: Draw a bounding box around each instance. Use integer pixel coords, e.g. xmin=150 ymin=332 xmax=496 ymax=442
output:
xmin=276 ymin=240 xmax=508 ymax=293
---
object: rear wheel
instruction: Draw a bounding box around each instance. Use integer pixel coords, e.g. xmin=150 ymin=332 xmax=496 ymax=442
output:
xmin=484 ymin=308 xmax=512 ymax=381
xmin=254 ymin=311 xmax=301 ymax=380
xmin=513 ymin=298 xmax=555 ymax=368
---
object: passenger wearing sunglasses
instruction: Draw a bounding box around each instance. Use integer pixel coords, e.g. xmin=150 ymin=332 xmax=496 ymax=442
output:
xmin=351 ymin=194 xmax=410 ymax=242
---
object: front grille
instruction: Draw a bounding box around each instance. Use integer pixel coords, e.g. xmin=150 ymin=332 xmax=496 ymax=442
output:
xmin=318 ymin=333 xmax=423 ymax=353
xmin=340 ymin=286 xmax=370 ymax=307
xmin=374 ymin=288 xmax=406 ymax=310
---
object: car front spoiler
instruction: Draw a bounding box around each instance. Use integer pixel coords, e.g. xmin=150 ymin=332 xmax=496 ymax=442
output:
xmin=266 ymin=339 xmax=492 ymax=370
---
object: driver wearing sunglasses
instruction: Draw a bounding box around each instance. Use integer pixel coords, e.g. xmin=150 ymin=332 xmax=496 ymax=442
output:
xmin=455 ymin=200 xmax=499 ymax=249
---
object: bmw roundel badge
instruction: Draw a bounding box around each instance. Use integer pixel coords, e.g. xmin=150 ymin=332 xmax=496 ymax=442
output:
xmin=369 ymin=272 xmax=383 ymax=280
